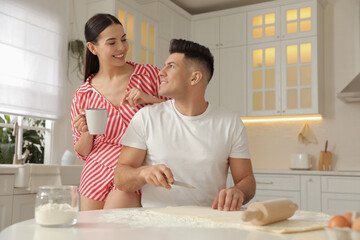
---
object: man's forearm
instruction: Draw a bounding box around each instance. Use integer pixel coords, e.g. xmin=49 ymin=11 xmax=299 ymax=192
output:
xmin=233 ymin=175 xmax=256 ymax=205
xmin=114 ymin=164 xmax=147 ymax=192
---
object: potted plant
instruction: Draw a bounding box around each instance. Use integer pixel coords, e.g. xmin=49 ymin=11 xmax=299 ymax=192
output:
xmin=68 ymin=39 xmax=85 ymax=81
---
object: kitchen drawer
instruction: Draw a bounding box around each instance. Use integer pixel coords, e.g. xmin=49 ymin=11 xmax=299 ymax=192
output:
xmin=322 ymin=193 xmax=360 ymax=214
xmin=245 ymin=190 xmax=300 ymax=207
xmin=0 ymin=175 xmax=14 ymax=195
xmin=255 ymin=174 xmax=300 ymax=191
xmin=321 ymin=176 xmax=360 ymax=193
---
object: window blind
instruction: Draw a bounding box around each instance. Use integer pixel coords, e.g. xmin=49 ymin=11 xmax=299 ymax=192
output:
xmin=0 ymin=0 xmax=69 ymax=120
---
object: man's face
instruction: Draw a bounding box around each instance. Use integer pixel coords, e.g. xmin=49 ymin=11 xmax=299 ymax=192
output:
xmin=159 ymin=53 xmax=192 ymax=99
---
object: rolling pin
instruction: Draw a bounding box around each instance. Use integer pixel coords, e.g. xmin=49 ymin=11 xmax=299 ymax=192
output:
xmin=242 ymin=198 xmax=298 ymax=226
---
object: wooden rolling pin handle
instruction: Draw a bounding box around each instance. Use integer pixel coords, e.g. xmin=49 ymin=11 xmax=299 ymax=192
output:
xmin=242 ymin=210 xmax=262 ymax=222
xmin=325 ymin=140 xmax=328 ymax=152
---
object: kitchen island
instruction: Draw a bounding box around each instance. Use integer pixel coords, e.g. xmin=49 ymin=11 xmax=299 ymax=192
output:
xmin=0 ymin=208 xmax=330 ymax=240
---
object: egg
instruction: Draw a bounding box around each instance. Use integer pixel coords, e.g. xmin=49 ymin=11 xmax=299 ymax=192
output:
xmin=328 ymin=215 xmax=351 ymax=228
xmin=352 ymin=217 xmax=360 ymax=232
xmin=343 ymin=212 xmax=352 ymax=224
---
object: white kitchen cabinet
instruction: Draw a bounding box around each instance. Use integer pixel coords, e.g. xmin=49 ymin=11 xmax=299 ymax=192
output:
xmin=247 ymin=0 xmax=323 ymax=116
xmin=0 ymin=196 xmax=13 ymax=231
xmin=156 ymin=2 xmax=191 ymax=68
xmin=248 ymin=37 xmax=319 ymax=116
xmin=0 ymin=175 xmax=14 ymax=231
xmin=11 ymin=194 xmax=36 ymax=224
xmin=192 ymin=13 xmax=247 ymax=114
xmin=300 ymin=175 xmax=321 ymax=211
xmin=206 ymin=46 xmax=247 ymax=115
xmin=247 ymin=1 xmax=317 ymax=44
xmin=321 ymin=176 xmax=360 ymax=214
xmin=192 ymin=12 xmax=246 ymax=49
xmin=244 ymin=171 xmax=360 ymax=213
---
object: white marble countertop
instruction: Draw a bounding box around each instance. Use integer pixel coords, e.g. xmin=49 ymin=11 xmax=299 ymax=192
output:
xmin=0 ymin=208 xmax=330 ymax=240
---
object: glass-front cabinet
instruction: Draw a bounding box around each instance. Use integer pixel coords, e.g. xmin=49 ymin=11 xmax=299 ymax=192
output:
xmin=281 ymin=37 xmax=318 ymax=115
xmin=247 ymin=0 xmax=322 ymax=116
xmin=247 ymin=8 xmax=280 ymax=44
xmin=248 ymin=1 xmax=316 ymax=43
xmin=248 ymin=42 xmax=281 ymax=116
xmin=281 ymin=2 xmax=317 ymax=40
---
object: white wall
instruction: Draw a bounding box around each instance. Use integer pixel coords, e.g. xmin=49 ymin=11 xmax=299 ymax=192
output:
xmin=248 ymin=0 xmax=360 ymax=171
xmin=51 ymin=0 xmax=87 ymax=165
xmin=55 ymin=0 xmax=360 ymax=171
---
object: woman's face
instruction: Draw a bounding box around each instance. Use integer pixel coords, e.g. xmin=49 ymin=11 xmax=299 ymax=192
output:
xmin=89 ymin=24 xmax=128 ymax=67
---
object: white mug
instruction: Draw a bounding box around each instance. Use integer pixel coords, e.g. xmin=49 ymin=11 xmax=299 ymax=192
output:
xmin=85 ymin=108 xmax=107 ymax=135
xmin=290 ymin=153 xmax=312 ymax=169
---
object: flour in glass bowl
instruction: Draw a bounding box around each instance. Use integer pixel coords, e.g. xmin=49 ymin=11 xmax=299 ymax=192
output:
xmin=35 ymin=203 xmax=78 ymax=226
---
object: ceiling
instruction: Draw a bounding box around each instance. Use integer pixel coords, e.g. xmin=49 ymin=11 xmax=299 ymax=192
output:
xmin=169 ymin=0 xmax=274 ymax=14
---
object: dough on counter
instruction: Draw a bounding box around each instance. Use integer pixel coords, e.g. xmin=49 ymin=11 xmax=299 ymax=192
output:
xmin=148 ymin=206 xmax=331 ymax=234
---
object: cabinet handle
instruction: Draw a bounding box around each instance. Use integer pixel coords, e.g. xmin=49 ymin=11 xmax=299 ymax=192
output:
xmin=277 ymin=110 xmax=280 ymax=113
xmin=220 ymin=43 xmax=223 ymax=46
xmin=282 ymin=110 xmax=285 ymax=113
xmin=282 ymin=35 xmax=285 ymax=38
xmin=256 ymin=181 xmax=274 ymax=184
xmin=277 ymin=36 xmax=280 ymax=39
xmin=216 ymin=44 xmax=219 ymax=47
xmin=308 ymin=178 xmax=313 ymax=182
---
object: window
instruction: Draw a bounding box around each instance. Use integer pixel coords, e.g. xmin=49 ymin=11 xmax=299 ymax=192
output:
xmin=0 ymin=114 xmax=52 ymax=164
xmin=0 ymin=0 xmax=68 ymax=164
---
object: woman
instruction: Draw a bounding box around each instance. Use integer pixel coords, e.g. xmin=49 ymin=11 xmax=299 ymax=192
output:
xmin=71 ymin=13 xmax=166 ymax=211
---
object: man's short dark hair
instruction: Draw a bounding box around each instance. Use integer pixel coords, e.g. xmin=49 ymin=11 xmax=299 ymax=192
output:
xmin=169 ymin=39 xmax=214 ymax=83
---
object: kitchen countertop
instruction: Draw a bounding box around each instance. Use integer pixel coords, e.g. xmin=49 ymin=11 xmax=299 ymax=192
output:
xmin=0 ymin=209 xmax=330 ymax=240
xmin=253 ymin=169 xmax=360 ymax=176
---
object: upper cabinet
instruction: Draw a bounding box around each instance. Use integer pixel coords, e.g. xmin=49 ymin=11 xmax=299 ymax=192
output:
xmin=248 ymin=1 xmax=317 ymax=44
xmin=191 ymin=12 xmax=247 ymax=116
xmin=192 ymin=12 xmax=246 ymax=49
xmin=247 ymin=0 xmax=323 ymax=116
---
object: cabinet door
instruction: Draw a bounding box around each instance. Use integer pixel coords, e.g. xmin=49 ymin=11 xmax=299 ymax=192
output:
xmin=247 ymin=7 xmax=280 ymax=44
xmin=219 ymin=46 xmax=247 ymax=116
xmin=281 ymin=37 xmax=318 ymax=115
xmin=300 ymin=175 xmax=321 ymax=211
xmin=192 ymin=18 xmax=219 ymax=49
xmin=205 ymin=49 xmax=220 ymax=106
xmin=12 ymin=194 xmax=36 ymax=224
xmin=220 ymin=12 xmax=246 ymax=47
xmin=247 ymin=42 xmax=281 ymax=116
xmin=246 ymin=190 xmax=300 ymax=208
xmin=322 ymin=193 xmax=360 ymax=214
xmin=0 ymin=196 xmax=13 ymax=231
xmin=281 ymin=1 xmax=317 ymax=40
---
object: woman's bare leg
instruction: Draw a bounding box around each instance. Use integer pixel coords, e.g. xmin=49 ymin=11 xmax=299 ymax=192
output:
xmin=80 ymin=195 xmax=105 ymax=211
xmin=103 ymin=190 xmax=141 ymax=209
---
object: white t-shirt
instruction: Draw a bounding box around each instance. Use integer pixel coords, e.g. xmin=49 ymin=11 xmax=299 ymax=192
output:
xmin=121 ymin=100 xmax=251 ymax=207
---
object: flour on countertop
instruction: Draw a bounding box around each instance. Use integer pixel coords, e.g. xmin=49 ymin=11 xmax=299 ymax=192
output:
xmin=102 ymin=206 xmax=332 ymax=233
xmin=35 ymin=203 xmax=78 ymax=226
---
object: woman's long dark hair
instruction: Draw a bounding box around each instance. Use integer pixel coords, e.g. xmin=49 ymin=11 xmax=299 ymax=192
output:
xmin=84 ymin=13 xmax=123 ymax=82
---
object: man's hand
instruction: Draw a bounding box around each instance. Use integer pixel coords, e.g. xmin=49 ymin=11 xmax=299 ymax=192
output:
xmin=212 ymin=187 xmax=245 ymax=211
xmin=140 ymin=164 xmax=174 ymax=190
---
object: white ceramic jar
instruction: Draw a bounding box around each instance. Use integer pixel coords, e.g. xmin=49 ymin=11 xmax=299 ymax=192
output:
xmin=35 ymin=185 xmax=79 ymax=227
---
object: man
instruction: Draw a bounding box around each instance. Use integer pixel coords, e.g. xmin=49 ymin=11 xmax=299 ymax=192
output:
xmin=114 ymin=39 xmax=255 ymax=211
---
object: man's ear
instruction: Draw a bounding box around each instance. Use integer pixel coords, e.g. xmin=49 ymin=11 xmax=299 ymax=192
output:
xmin=86 ymin=42 xmax=97 ymax=55
xmin=190 ymin=71 xmax=203 ymax=86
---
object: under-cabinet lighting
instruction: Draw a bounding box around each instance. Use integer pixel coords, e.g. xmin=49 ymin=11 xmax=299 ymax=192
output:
xmin=241 ymin=114 xmax=322 ymax=123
